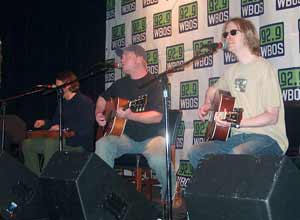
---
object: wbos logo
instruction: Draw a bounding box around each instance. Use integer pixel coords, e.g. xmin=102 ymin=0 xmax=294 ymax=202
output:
xmin=153 ymin=10 xmax=172 ymax=39
xmin=106 ymin=0 xmax=115 ymax=20
xmin=132 ymin=17 xmax=146 ymax=45
xmin=175 ymin=121 xmax=185 ymax=149
xmin=179 ymin=1 xmax=198 ymax=33
xmin=224 ymin=51 xmax=237 ymax=65
xmin=146 ymin=49 xmax=159 ymax=75
xmin=166 ymin=44 xmax=185 ymax=72
xmin=176 ymin=160 xmax=193 ymax=189
xmin=111 ymin=24 xmax=126 ymax=50
xmin=278 ymin=67 xmax=300 ymax=103
xmin=193 ymin=120 xmax=208 ymax=145
xmin=105 ymin=59 xmax=115 ymax=83
xmin=193 ymin=37 xmax=214 ymax=69
xmin=260 ymin=22 xmax=285 ymax=58
xmin=207 ymin=0 xmax=229 ymax=26
xmin=209 ymin=77 xmax=220 ymax=87
xmin=241 ymin=0 xmax=264 ymax=18
xmin=180 ymin=80 xmax=199 ymax=110
xmin=121 ymin=0 xmax=136 ymax=15
xmin=143 ymin=0 xmax=158 ymax=8
xmin=276 ymin=0 xmax=300 ymax=10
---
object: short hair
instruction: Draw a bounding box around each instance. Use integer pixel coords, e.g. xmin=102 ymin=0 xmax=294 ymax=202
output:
xmin=223 ymin=17 xmax=261 ymax=56
xmin=56 ymin=71 xmax=80 ymax=92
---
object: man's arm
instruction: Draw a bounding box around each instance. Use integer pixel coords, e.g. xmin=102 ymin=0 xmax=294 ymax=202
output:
xmin=198 ymin=86 xmax=218 ymax=121
xmin=239 ymin=106 xmax=279 ymax=128
xmin=95 ymin=96 xmax=106 ymax=115
xmin=95 ymin=96 xmax=107 ymax=126
xmin=117 ymin=109 xmax=162 ymax=124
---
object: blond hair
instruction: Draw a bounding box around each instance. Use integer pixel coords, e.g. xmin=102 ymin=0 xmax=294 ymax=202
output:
xmin=223 ymin=17 xmax=261 ymax=56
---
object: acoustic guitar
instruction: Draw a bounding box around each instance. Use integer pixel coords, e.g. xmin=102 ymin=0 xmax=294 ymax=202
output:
xmin=103 ymin=95 xmax=147 ymax=136
xmin=205 ymin=90 xmax=243 ymax=141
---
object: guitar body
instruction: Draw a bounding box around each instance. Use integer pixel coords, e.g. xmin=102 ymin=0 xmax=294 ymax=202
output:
xmin=103 ymin=96 xmax=147 ymax=137
xmin=104 ymin=97 xmax=128 ymax=136
xmin=206 ymin=91 xmax=235 ymax=141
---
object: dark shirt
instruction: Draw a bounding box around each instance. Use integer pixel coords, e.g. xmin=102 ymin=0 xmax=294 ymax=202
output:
xmin=49 ymin=92 xmax=95 ymax=151
xmin=102 ymin=73 xmax=164 ymax=142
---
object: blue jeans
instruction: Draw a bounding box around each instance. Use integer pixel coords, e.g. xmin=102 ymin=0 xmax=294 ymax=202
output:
xmin=188 ymin=133 xmax=283 ymax=169
xmin=95 ymin=134 xmax=176 ymax=200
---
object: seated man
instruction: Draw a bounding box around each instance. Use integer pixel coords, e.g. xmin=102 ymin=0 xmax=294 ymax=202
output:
xmin=188 ymin=17 xmax=288 ymax=169
xmin=22 ymin=71 xmax=95 ymax=175
xmin=95 ymin=45 xmax=176 ymax=200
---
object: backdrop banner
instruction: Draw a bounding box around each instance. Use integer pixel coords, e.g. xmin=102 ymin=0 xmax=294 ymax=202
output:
xmin=105 ymin=0 xmax=300 ymax=189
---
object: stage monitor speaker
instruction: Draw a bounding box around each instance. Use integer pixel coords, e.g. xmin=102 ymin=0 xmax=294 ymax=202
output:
xmin=39 ymin=151 xmax=160 ymax=220
xmin=185 ymin=154 xmax=300 ymax=220
xmin=0 ymin=152 xmax=47 ymax=220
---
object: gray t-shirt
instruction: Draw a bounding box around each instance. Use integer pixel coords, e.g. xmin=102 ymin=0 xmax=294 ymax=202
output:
xmin=214 ymin=57 xmax=288 ymax=152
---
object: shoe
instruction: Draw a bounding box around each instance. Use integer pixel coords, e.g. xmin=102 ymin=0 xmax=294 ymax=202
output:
xmin=172 ymin=185 xmax=188 ymax=220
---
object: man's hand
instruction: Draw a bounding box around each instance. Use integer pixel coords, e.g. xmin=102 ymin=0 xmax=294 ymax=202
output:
xmin=49 ymin=124 xmax=59 ymax=131
xmin=34 ymin=120 xmax=45 ymax=128
xmin=198 ymin=103 xmax=211 ymax=121
xmin=116 ymin=108 xmax=132 ymax=119
xmin=214 ymin=110 xmax=231 ymax=128
xmin=96 ymin=112 xmax=107 ymax=126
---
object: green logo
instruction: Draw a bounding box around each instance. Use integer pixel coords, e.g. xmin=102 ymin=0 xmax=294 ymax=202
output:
xmin=278 ymin=67 xmax=300 ymax=103
xmin=207 ymin=0 xmax=229 ymax=26
xmin=105 ymin=59 xmax=115 ymax=83
xmin=241 ymin=0 xmax=264 ymax=18
xmin=260 ymin=22 xmax=284 ymax=58
xmin=179 ymin=1 xmax=198 ymax=33
xmin=106 ymin=0 xmax=115 ymax=20
xmin=121 ymin=0 xmax=136 ymax=15
xmin=146 ymin=49 xmax=159 ymax=75
xmin=208 ymin=77 xmax=220 ymax=87
xmin=153 ymin=10 xmax=172 ymax=39
xmin=193 ymin=38 xmax=214 ymax=68
xmin=193 ymin=120 xmax=208 ymax=145
xmin=143 ymin=0 xmax=158 ymax=8
xmin=111 ymin=24 xmax=125 ymax=50
xmin=224 ymin=51 xmax=237 ymax=64
xmin=276 ymin=0 xmax=300 ymax=10
xmin=166 ymin=44 xmax=184 ymax=72
xmin=176 ymin=160 xmax=193 ymax=188
xmin=180 ymin=80 xmax=199 ymax=110
xmin=175 ymin=121 xmax=185 ymax=149
xmin=132 ymin=17 xmax=146 ymax=44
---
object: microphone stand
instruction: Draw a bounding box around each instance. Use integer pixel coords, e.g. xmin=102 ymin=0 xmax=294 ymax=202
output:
xmin=56 ymin=87 xmax=64 ymax=152
xmin=1 ymin=100 xmax=6 ymax=153
xmin=140 ymin=50 xmax=214 ymax=220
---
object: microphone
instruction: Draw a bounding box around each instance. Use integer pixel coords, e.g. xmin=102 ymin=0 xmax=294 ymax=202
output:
xmin=203 ymin=42 xmax=227 ymax=51
xmin=97 ymin=62 xmax=122 ymax=69
xmin=111 ymin=62 xmax=122 ymax=69
xmin=36 ymin=84 xmax=56 ymax=89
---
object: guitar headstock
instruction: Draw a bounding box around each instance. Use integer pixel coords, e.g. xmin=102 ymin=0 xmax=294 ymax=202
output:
xmin=129 ymin=95 xmax=148 ymax=112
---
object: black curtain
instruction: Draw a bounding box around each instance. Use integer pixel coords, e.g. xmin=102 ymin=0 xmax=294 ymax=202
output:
xmin=0 ymin=0 xmax=106 ymax=127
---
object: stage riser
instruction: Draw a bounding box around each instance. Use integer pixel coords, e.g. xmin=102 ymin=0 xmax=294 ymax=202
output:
xmin=185 ymin=155 xmax=300 ymax=220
